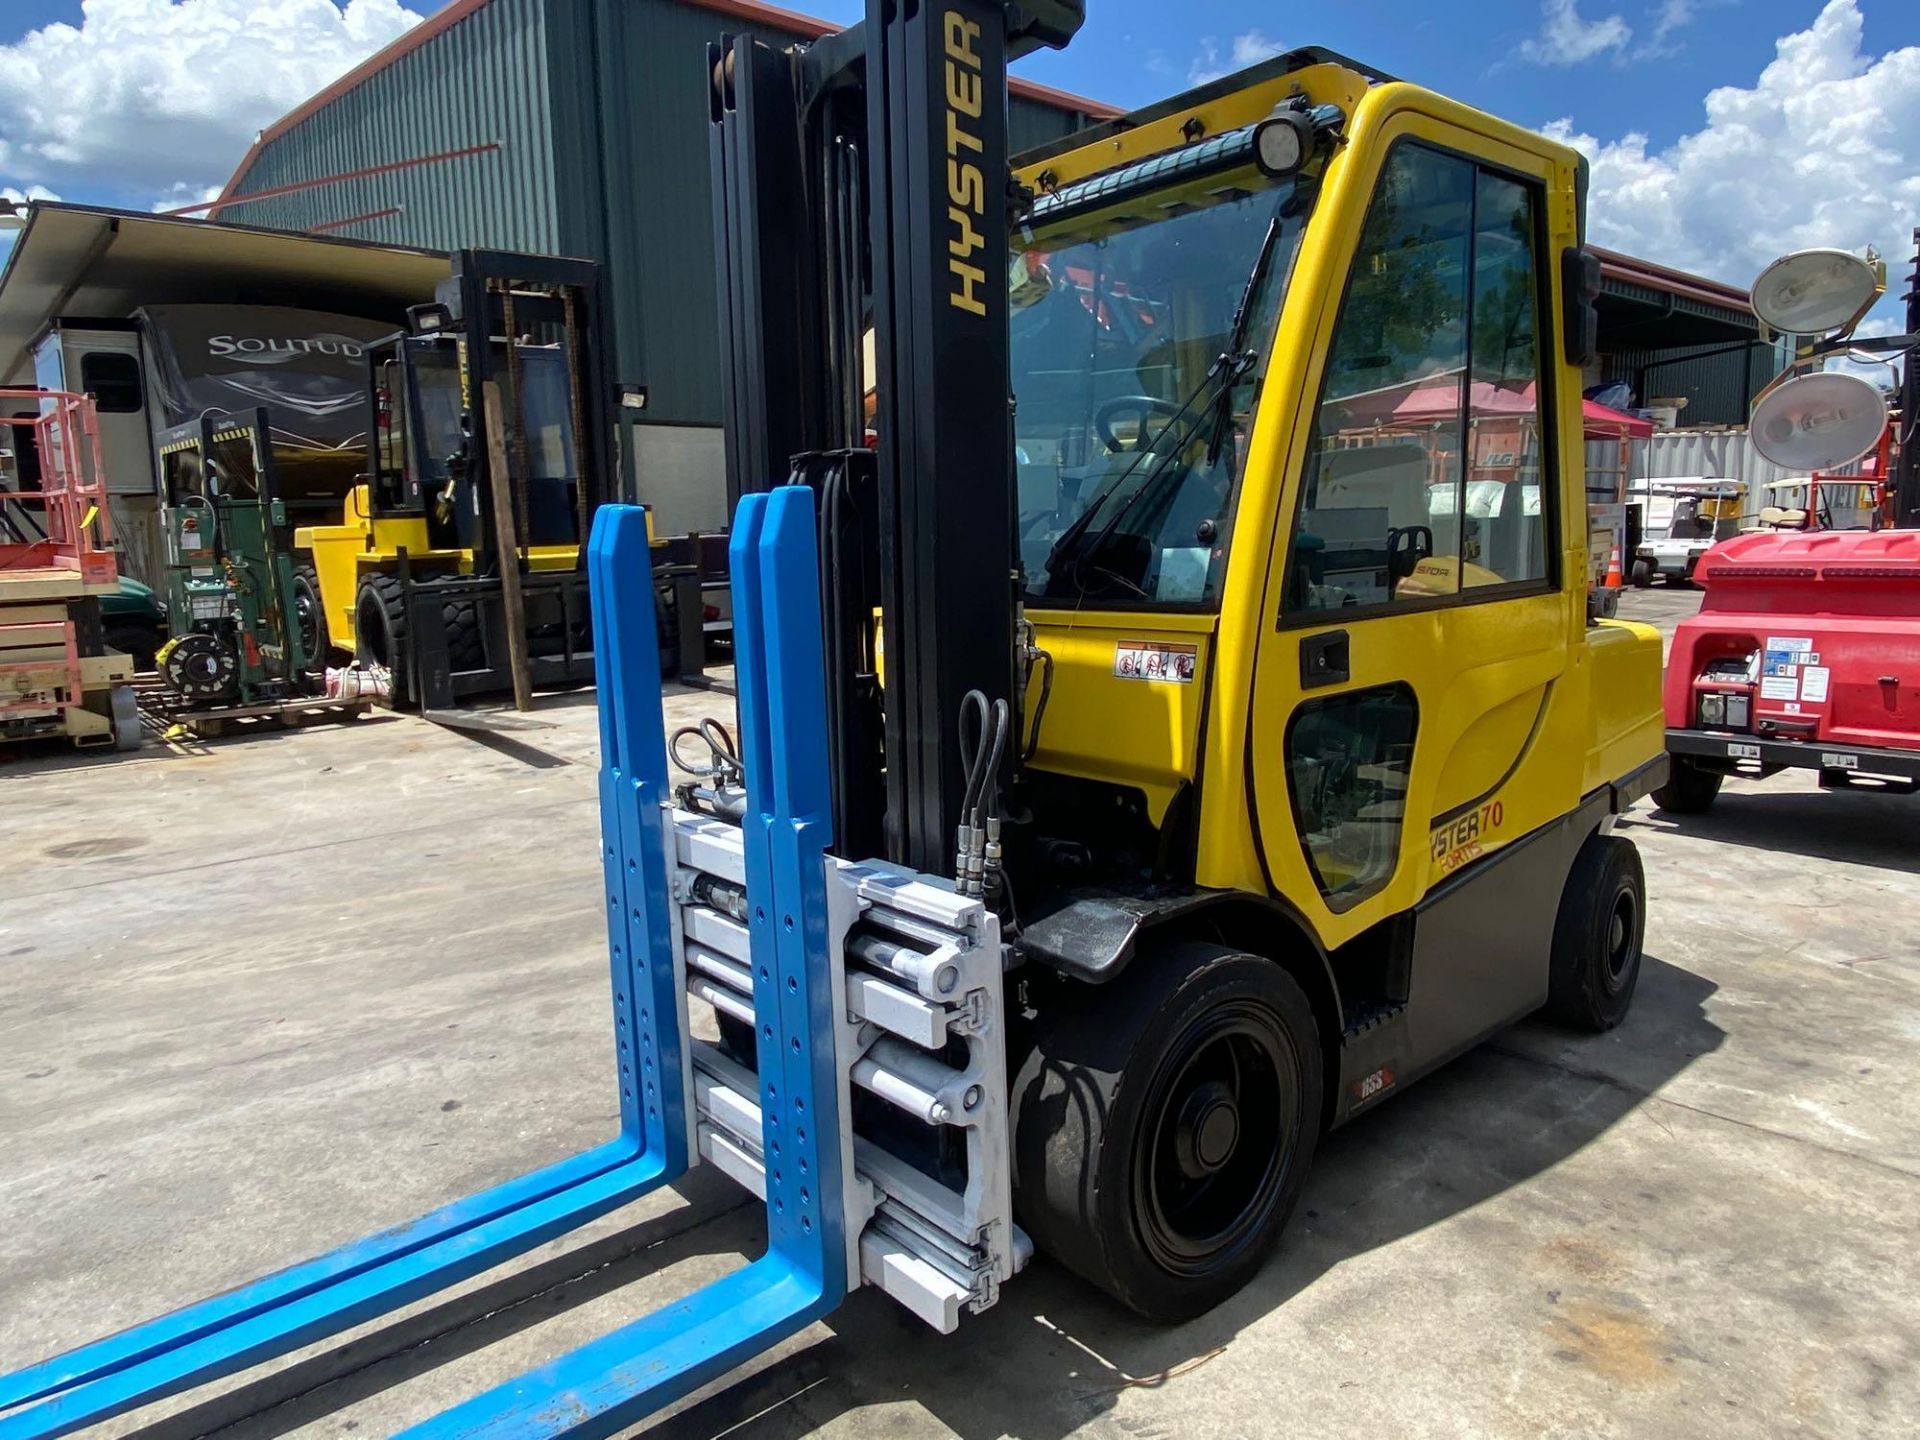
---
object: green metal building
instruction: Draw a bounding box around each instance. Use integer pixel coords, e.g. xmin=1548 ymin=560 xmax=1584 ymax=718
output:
xmin=212 ymin=9 xmax=1774 ymax=528
xmin=209 ymin=0 xmax=1117 ymax=532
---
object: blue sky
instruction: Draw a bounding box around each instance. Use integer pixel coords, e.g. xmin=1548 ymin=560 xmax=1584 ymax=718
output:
xmin=9 ymin=0 xmax=1909 ymax=151
xmin=2 ymin=0 xmax=1917 ymax=337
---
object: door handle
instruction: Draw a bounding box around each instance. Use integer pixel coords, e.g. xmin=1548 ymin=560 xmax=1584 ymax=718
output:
xmin=1299 ymin=629 xmax=1349 ymax=689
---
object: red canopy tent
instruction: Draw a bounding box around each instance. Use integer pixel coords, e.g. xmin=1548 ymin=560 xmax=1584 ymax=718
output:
xmin=1367 ymin=379 xmax=1652 ymax=437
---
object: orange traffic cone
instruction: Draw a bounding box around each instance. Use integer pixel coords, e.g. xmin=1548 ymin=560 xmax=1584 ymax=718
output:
xmin=1604 ymin=540 xmax=1624 ymax=588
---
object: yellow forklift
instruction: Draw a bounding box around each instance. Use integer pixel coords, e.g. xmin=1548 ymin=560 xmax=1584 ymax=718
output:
xmin=2 ymin=18 xmax=1670 ymax=1437
xmin=296 ymin=250 xmax=614 ymax=708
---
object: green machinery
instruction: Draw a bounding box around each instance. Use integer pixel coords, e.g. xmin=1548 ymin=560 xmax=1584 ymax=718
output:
xmin=154 ymin=410 xmax=312 ymax=706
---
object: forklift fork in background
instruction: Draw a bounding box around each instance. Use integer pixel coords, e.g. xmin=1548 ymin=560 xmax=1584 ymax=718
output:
xmin=0 ymin=495 xmax=846 ymax=1440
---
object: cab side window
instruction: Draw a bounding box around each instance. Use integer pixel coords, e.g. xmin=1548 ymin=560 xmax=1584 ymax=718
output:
xmin=1284 ymin=145 xmax=1555 ymax=616
xmin=1463 ymin=170 xmax=1549 ymax=588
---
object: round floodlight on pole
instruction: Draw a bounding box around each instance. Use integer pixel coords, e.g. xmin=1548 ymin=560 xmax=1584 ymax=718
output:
xmin=1749 ymin=248 xmax=1882 ymax=336
xmin=1748 ymin=370 xmax=1889 ymax=471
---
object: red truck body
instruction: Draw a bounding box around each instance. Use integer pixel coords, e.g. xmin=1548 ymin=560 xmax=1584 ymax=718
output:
xmin=1662 ymin=528 xmax=1920 ymax=800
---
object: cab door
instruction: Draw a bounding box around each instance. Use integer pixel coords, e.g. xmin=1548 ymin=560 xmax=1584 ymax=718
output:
xmin=1247 ymin=124 xmax=1579 ymax=1039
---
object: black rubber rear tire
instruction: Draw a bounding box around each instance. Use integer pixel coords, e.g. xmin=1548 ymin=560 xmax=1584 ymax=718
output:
xmin=355 ymin=574 xmax=409 ymax=707
xmin=1651 ymin=756 xmax=1721 ymax=814
xmin=1012 ymin=943 xmax=1322 ymax=1322
xmin=1545 ymin=833 xmax=1645 ymax=1032
xmin=291 ymin=563 xmax=329 ymax=671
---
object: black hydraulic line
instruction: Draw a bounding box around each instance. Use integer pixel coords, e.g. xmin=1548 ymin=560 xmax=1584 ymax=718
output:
xmin=1019 ymin=645 xmax=1053 ymax=764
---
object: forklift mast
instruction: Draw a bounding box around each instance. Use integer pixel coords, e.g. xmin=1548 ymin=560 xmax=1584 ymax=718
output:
xmin=368 ymin=249 xmax=615 ymax=573
xmin=711 ymin=0 xmax=1085 ymax=874
xmin=1896 ymin=227 xmax=1919 ymax=529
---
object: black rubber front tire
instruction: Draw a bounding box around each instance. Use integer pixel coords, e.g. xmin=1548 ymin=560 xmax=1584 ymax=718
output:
xmin=442 ymin=598 xmax=486 ymax=675
xmin=1545 ymin=833 xmax=1645 ymax=1032
xmin=1629 ymin=558 xmax=1654 ymax=588
xmin=1651 ymin=756 xmax=1721 ymax=814
xmin=1013 ymin=943 xmax=1323 ymax=1322
xmin=292 ymin=563 xmax=329 ymax=671
xmin=656 ymin=585 xmax=682 ymax=680
xmin=354 ymin=574 xmax=409 ymax=707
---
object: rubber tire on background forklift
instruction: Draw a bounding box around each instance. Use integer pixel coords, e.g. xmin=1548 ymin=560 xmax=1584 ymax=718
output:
xmin=442 ymin=599 xmax=486 ymax=676
xmin=1629 ymin=557 xmax=1655 ymax=588
xmin=292 ymin=563 xmax=329 ymax=672
xmin=1651 ymin=756 xmax=1721 ymax=814
xmin=355 ymin=575 xmax=410 ymax=707
xmin=1545 ymin=833 xmax=1645 ymax=1032
xmin=1012 ymin=943 xmax=1322 ymax=1322
xmin=656 ymin=586 xmax=681 ymax=681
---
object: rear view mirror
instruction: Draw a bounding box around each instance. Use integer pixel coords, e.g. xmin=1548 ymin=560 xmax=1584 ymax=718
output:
xmin=1561 ymin=247 xmax=1601 ymax=367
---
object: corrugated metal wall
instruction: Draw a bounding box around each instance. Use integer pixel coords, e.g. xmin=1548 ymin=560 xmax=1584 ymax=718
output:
xmin=220 ymin=0 xmax=1099 ymax=427
xmin=221 ymin=0 xmax=563 ymax=255
xmin=581 ymin=0 xmax=810 ymax=428
xmin=585 ymin=0 xmax=1097 ymax=428
xmin=1599 ymin=340 xmax=1779 ymax=428
xmin=219 ymin=0 xmax=1103 ymax=515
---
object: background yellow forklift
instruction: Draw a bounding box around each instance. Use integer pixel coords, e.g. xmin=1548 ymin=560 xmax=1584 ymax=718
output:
xmin=297 ymin=250 xmax=615 ymax=710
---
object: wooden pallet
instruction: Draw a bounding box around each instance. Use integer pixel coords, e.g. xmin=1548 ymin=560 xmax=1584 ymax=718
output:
xmin=135 ymin=678 xmax=373 ymax=739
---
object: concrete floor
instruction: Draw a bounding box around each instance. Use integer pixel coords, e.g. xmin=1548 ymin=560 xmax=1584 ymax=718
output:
xmin=3 ymin=596 xmax=1917 ymax=1439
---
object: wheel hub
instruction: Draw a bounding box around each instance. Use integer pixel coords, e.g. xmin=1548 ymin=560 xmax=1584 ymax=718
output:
xmin=1174 ymin=1082 xmax=1240 ymax=1177
xmin=1606 ymin=890 xmax=1637 ymax=983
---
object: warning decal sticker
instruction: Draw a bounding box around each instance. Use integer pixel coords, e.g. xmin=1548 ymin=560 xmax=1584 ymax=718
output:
xmin=1114 ymin=640 xmax=1197 ymax=683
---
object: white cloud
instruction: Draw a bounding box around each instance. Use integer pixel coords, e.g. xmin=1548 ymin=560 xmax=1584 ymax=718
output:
xmin=1543 ymin=0 xmax=1920 ymax=313
xmin=1189 ymin=29 xmax=1284 ymax=86
xmin=1646 ymin=0 xmax=1695 ymax=51
xmin=150 ymin=182 xmax=225 ymax=215
xmin=1230 ymin=31 xmax=1283 ymax=68
xmin=0 ymin=0 xmax=423 ymax=204
xmin=1520 ymin=0 xmax=1632 ymax=66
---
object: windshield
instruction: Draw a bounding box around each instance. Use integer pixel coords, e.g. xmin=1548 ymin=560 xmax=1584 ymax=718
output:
xmin=405 ymin=338 xmax=466 ymax=485
xmin=402 ymin=339 xmax=577 ymax=486
xmin=1011 ymin=176 xmax=1303 ymax=606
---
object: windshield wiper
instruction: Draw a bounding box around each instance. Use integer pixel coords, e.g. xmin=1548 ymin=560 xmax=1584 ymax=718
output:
xmin=1046 ymin=198 xmax=1295 ymax=593
xmin=1041 ymin=352 xmax=1245 ymax=587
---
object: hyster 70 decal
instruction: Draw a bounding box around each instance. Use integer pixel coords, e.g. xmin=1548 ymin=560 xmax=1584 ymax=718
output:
xmin=1430 ymin=799 xmax=1505 ymax=876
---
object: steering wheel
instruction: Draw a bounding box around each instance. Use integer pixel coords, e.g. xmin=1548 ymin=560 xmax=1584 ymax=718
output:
xmin=1095 ymin=395 xmax=1185 ymax=453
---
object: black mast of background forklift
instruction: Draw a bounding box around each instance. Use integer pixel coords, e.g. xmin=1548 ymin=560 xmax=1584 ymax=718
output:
xmin=709 ymin=0 xmax=1083 ymax=873
xmin=1896 ymin=227 xmax=1920 ymax=529
xmin=386 ymin=249 xmax=612 ymax=710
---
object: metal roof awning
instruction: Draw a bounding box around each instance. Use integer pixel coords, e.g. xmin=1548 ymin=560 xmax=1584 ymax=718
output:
xmin=1590 ymin=245 xmax=1761 ymax=349
xmin=0 ymin=203 xmax=451 ymax=383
